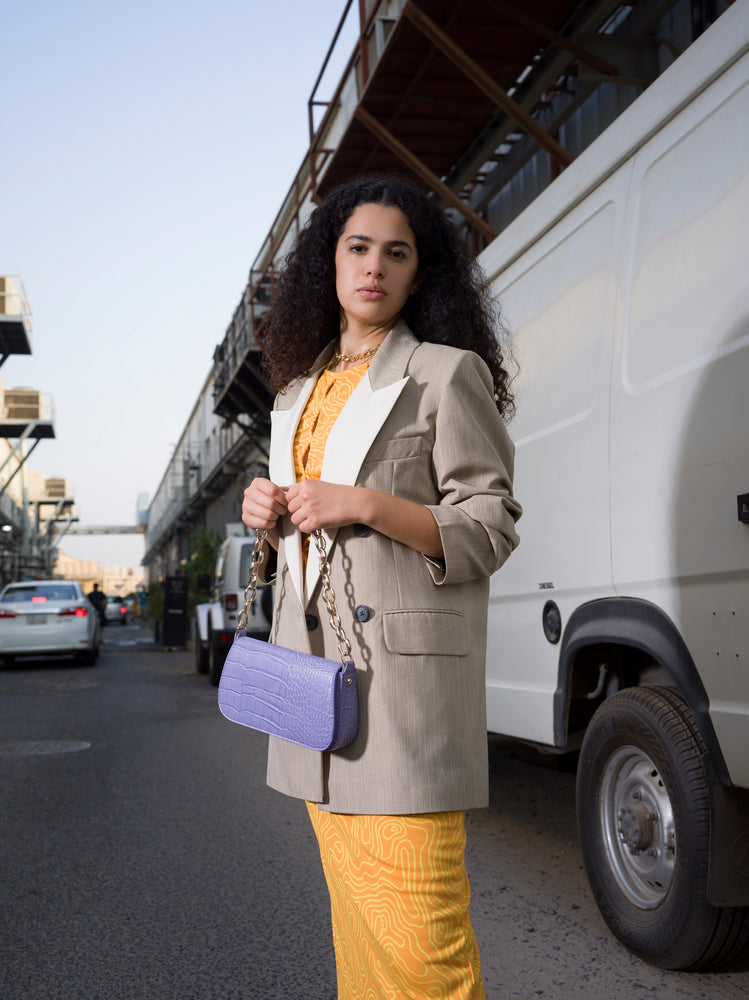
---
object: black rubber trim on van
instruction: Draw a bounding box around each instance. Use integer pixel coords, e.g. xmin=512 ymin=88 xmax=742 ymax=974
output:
xmin=554 ymin=597 xmax=731 ymax=785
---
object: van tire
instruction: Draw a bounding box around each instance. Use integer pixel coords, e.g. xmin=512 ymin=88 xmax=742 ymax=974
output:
xmin=208 ymin=628 xmax=227 ymax=687
xmin=576 ymin=685 xmax=749 ymax=971
xmin=195 ymin=622 xmax=209 ymax=675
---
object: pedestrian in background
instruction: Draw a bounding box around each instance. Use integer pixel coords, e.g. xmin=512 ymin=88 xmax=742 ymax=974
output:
xmin=87 ymin=582 xmax=106 ymax=626
xmin=241 ymin=175 xmax=521 ymax=998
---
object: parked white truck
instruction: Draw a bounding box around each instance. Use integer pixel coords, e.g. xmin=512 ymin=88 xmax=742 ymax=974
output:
xmin=480 ymin=3 xmax=749 ymax=971
xmin=194 ymin=527 xmax=272 ymax=685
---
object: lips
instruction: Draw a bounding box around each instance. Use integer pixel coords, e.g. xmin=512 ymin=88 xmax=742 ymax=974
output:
xmin=357 ymin=286 xmax=386 ymax=299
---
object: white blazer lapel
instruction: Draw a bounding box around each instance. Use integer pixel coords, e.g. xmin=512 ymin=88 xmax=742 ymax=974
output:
xmin=269 ymin=374 xmax=317 ymax=608
xmin=304 ymin=371 xmax=409 ymax=601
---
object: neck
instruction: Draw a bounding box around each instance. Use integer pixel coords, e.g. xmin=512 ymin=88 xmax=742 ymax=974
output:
xmin=338 ymin=320 xmax=392 ymax=356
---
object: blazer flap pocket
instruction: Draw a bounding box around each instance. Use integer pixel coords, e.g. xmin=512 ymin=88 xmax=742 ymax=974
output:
xmin=362 ymin=435 xmax=422 ymax=463
xmin=382 ymin=610 xmax=468 ymax=656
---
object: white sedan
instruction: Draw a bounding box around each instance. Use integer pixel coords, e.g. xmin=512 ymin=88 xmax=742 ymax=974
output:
xmin=0 ymin=579 xmax=101 ymax=665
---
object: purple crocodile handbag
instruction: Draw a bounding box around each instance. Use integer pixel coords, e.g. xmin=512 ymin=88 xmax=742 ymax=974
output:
xmin=218 ymin=529 xmax=358 ymax=752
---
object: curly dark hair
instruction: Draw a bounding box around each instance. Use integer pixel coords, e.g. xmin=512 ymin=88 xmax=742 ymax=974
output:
xmin=259 ymin=175 xmax=514 ymax=416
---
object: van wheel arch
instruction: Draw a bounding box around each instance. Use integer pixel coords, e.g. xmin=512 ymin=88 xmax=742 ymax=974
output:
xmin=554 ymin=597 xmax=727 ymax=783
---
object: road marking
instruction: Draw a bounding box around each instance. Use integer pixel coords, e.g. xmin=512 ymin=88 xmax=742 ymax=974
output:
xmin=0 ymin=740 xmax=92 ymax=757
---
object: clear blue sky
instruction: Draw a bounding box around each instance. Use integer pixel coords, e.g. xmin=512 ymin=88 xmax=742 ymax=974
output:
xmin=3 ymin=0 xmax=355 ymax=571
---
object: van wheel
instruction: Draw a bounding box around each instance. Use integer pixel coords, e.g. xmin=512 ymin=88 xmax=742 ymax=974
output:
xmin=577 ymin=685 xmax=749 ymax=971
xmin=208 ymin=629 xmax=227 ymax=687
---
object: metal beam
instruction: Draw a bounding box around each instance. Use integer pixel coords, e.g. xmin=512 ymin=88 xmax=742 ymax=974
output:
xmin=403 ymin=1 xmax=574 ymax=170
xmin=481 ymin=0 xmax=620 ymax=77
xmin=354 ymin=106 xmax=498 ymax=242
xmin=0 ymin=424 xmax=35 ymax=480
xmin=0 ymin=429 xmax=42 ymax=493
xmin=64 ymin=525 xmax=146 ymax=535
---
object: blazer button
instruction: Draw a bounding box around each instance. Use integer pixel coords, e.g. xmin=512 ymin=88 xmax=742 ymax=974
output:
xmin=305 ymin=614 xmax=319 ymax=631
xmin=352 ymin=523 xmax=371 ymax=537
xmin=354 ymin=605 xmax=372 ymax=623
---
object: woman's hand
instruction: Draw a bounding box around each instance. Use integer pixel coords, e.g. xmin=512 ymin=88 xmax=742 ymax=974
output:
xmin=284 ymin=480 xmax=444 ymax=559
xmin=242 ymin=478 xmax=288 ymax=545
xmin=284 ymin=480 xmax=358 ymax=534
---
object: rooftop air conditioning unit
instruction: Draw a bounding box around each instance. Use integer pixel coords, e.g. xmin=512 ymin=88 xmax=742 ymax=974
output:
xmin=45 ymin=478 xmax=68 ymax=499
xmin=4 ymin=388 xmax=42 ymax=420
xmin=0 ymin=276 xmax=13 ymax=315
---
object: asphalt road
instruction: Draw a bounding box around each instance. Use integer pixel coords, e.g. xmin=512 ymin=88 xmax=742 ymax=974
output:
xmin=1 ymin=623 xmax=747 ymax=1000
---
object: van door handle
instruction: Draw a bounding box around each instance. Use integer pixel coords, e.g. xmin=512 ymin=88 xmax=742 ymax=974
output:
xmin=738 ymin=494 xmax=749 ymax=523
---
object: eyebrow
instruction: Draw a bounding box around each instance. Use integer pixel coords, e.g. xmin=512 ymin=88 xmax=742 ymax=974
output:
xmin=345 ymin=233 xmax=414 ymax=250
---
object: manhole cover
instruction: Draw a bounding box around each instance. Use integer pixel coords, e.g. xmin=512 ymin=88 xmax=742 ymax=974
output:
xmin=0 ymin=740 xmax=92 ymax=757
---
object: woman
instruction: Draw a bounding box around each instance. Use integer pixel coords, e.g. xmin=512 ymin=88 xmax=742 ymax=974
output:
xmin=242 ymin=175 xmax=521 ymax=999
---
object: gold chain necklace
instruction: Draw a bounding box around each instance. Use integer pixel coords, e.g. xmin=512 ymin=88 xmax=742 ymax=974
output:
xmin=331 ymin=343 xmax=381 ymax=364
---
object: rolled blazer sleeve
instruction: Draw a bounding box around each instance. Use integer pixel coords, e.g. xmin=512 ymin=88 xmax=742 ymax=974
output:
xmin=423 ymin=350 xmax=521 ymax=585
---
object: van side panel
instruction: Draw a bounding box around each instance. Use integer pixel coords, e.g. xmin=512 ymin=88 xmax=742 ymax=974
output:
xmin=612 ymin=59 xmax=749 ymax=786
xmin=485 ymin=179 xmax=627 ymax=744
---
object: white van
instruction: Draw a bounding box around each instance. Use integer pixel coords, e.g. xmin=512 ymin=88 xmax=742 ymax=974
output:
xmin=194 ymin=529 xmax=273 ymax=686
xmin=480 ymin=2 xmax=749 ymax=972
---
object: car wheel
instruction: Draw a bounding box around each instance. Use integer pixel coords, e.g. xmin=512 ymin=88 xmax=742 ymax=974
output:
xmin=195 ymin=623 xmax=209 ymax=675
xmin=208 ymin=628 xmax=227 ymax=687
xmin=576 ymin=685 xmax=749 ymax=971
xmin=77 ymin=648 xmax=98 ymax=666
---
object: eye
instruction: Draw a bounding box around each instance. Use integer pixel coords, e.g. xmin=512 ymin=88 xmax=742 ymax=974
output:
xmin=389 ymin=248 xmax=407 ymax=260
xmin=349 ymin=243 xmax=367 ymax=254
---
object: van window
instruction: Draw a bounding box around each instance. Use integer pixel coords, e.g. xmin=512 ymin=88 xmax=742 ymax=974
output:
xmin=238 ymin=543 xmax=252 ymax=590
xmin=215 ymin=540 xmax=230 ymax=591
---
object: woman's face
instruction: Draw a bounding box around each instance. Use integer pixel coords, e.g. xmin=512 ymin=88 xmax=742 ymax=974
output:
xmin=334 ymin=202 xmax=420 ymax=337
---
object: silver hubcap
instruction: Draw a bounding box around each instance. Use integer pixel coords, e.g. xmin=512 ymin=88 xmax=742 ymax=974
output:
xmin=599 ymin=746 xmax=676 ymax=908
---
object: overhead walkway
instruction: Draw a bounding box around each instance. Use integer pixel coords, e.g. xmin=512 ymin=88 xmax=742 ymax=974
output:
xmin=211 ymin=0 xmax=692 ymax=429
xmin=147 ymin=0 xmax=729 ymax=575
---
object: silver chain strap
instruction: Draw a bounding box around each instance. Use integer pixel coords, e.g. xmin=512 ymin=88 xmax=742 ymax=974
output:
xmin=238 ymin=529 xmax=353 ymax=666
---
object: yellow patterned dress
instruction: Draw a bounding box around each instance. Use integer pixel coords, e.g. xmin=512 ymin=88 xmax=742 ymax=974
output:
xmin=293 ymin=359 xmax=486 ymax=1000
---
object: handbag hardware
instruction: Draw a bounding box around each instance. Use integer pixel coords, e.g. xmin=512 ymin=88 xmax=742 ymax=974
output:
xmin=218 ymin=528 xmax=359 ymax=751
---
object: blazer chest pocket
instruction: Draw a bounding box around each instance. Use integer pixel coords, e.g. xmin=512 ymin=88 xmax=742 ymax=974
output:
xmin=361 ymin=435 xmax=423 ymax=463
xmin=382 ymin=610 xmax=468 ymax=657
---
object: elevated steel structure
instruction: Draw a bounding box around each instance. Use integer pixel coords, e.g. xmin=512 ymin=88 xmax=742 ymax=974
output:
xmin=146 ymin=0 xmax=730 ymax=576
xmin=0 ymin=275 xmax=32 ymax=369
xmin=211 ymin=0 xmax=706 ymax=432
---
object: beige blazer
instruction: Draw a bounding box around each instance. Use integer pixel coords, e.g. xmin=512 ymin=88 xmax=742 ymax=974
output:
xmin=262 ymin=321 xmax=521 ymax=814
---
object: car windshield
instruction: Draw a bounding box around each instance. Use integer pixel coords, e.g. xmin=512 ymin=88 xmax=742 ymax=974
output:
xmin=1 ymin=583 xmax=79 ymax=603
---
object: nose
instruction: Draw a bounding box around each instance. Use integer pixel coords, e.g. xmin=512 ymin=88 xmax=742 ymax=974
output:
xmin=366 ymin=253 xmax=385 ymax=278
